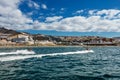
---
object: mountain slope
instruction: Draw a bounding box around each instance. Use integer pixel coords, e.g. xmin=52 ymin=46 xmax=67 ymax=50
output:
xmin=0 ymin=27 xmax=21 ymax=35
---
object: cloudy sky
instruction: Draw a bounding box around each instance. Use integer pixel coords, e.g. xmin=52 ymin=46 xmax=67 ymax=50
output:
xmin=0 ymin=0 xmax=120 ymax=37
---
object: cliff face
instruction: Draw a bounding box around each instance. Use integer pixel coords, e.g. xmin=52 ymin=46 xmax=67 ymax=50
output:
xmin=0 ymin=27 xmax=21 ymax=35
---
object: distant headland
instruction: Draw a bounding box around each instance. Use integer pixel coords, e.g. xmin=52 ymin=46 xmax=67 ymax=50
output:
xmin=0 ymin=27 xmax=120 ymax=47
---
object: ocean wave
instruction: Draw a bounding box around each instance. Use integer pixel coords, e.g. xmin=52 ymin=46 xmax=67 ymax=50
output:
xmin=0 ymin=50 xmax=94 ymax=62
xmin=0 ymin=49 xmax=35 ymax=56
xmin=49 ymin=75 xmax=104 ymax=80
xmin=0 ymin=55 xmax=43 ymax=62
xmin=102 ymin=74 xmax=120 ymax=78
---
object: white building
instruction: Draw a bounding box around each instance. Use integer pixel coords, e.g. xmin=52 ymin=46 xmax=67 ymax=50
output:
xmin=12 ymin=33 xmax=34 ymax=44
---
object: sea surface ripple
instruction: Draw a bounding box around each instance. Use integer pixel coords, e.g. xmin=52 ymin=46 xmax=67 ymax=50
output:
xmin=0 ymin=46 xmax=120 ymax=80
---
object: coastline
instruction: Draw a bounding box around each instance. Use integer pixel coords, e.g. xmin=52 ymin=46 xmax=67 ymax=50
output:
xmin=0 ymin=45 xmax=82 ymax=48
xmin=0 ymin=45 xmax=118 ymax=49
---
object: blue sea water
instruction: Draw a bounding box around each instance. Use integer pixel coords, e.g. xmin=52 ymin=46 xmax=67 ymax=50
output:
xmin=0 ymin=46 xmax=120 ymax=80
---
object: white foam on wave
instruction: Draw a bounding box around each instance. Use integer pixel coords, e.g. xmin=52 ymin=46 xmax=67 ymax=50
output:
xmin=0 ymin=50 xmax=94 ymax=62
xmin=0 ymin=55 xmax=43 ymax=61
xmin=0 ymin=49 xmax=35 ymax=56
xmin=45 ymin=50 xmax=94 ymax=56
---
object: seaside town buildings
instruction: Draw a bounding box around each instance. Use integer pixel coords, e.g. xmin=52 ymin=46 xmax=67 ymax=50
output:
xmin=57 ymin=36 xmax=116 ymax=46
xmin=0 ymin=33 xmax=55 ymax=46
xmin=0 ymin=33 xmax=34 ymax=46
xmin=0 ymin=33 xmax=118 ymax=46
xmin=0 ymin=27 xmax=119 ymax=46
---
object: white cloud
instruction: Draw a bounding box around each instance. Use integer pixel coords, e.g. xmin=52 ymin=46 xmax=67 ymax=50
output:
xmin=0 ymin=0 xmax=120 ymax=32
xmin=27 ymin=12 xmax=33 ymax=16
xmin=28 ymin=0 xmax=40 ymax=9
xmin=75 ymin=10 xmax=84 ymax=14
xmin=89 ymin=9 xmax=120 ymax=19
xmin=88 ymin=10 xmax=97 ymax=15
xmin=34 ymin=9 xmax=120 ymax=32
xmin=45 ymin=16 xmax=63 ymax=22
xmin=28 ymin=1 xmax=33 ymax=8
xmin=41 ymin=4 xmax=47 ymax=9
xmin=96 ymin=9 xmax=120 ymax=19
xmin=0 ymin=0 xmax=33 ymax=29
xmin=33 ymin=2 xmax=39 ymax=9
xmin=61 ymin=8 xmax=65 ymax=11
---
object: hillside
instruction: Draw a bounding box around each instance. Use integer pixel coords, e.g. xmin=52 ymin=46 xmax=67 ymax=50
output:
xmin=0 ymin=27 xmax=21 ymax=35
xmin=0 ymin=27 xmax=119 ymax=46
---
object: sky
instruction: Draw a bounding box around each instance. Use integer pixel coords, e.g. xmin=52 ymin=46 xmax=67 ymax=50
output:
xmin=0 ymin=0 xmax=120 ymax=37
